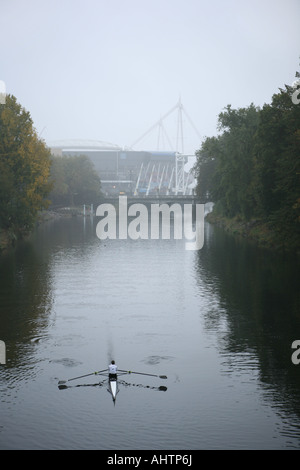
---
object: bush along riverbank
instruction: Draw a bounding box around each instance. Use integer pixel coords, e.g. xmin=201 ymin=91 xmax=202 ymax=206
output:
xmin=0 ymin=207 xmax=94 ymax=254
xmin=0 ymin=229 xmax=15 ymax=252
xmin=206 ymin=211 xmax=299 ymax=254
xmin=0 ymin=225 xmax=34 ymax=253
xmin=0 ymin=223 xmax=37 ymax=253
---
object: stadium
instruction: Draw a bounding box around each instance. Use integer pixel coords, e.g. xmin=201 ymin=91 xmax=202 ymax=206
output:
xmin=48 ymin=139 xmax=194 ymax=196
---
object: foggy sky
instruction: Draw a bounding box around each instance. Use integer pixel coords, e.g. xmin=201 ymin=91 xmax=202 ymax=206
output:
xmin=1 ymin=0 xmax=299 ymax=156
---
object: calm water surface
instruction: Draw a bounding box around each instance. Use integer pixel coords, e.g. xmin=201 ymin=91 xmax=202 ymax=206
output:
xmin=0 ymin=215 xmax=299 ymax=449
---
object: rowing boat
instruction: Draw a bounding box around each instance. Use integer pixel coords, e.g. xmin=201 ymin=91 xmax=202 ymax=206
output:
xmin=108 ymin=376 xmax=118 ymax=402
xmin=58 ymin=368 xmax=167 ymax=404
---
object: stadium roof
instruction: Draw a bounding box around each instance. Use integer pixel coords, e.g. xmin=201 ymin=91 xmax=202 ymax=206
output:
xmin=47 ymin=139 xmax=123 ymax=151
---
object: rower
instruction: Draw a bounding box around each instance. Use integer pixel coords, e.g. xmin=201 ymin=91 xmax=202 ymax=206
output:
xmin=108 ymin=360 xmax=117 ymax=379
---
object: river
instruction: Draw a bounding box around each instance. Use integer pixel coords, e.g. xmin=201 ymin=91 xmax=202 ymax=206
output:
xmin=0 ymin=213 xmax=299 ymax=449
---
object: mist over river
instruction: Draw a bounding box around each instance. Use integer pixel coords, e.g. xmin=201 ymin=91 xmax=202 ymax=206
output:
xmin=0 ymin=215 xmax=299 ymax=449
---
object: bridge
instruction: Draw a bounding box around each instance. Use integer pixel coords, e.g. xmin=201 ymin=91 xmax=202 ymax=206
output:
xmin=102 ymin=194 xmax=201 ymax=208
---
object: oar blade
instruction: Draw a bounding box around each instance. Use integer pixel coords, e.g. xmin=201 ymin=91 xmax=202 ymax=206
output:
xmin=58 ymin=384 xmax=68 ymax=390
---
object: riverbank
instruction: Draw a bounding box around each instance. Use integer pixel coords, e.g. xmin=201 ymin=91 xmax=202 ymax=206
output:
xmin=206 ymin=211 xmax=299 ymax=254
xmin=0 ymin=210 xmax=61 ymax=253
xmin=2 ymin=207 xmax=298 ymax=255
xmin=0 ymin=207 xmax=89 ymax=253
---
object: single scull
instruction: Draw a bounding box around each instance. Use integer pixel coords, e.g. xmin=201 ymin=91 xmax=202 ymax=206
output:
xmin=108 ymin=376 xmax=118 ymax=402
xmin=58 ymin=368 xmax=167 ymax=404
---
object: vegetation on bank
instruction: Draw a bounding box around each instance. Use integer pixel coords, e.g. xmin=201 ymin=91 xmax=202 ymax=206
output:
xmin=49 ymin=154 xmax=101 ymax=207
xmin=0 ymin=95 xmax=102 ymax=252
xmin=194 ymin=80 xmax=300 ymax=253
xmin=0 ymin=95 xmax=52 ymax=247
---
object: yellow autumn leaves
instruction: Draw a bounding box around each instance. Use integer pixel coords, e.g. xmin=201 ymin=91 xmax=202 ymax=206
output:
xmin=0 ymin=95 xmax=52 ymax=235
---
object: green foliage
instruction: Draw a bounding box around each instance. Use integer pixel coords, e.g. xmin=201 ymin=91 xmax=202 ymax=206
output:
xmin=194 ymin=82 xmax=300 ymax=251
xmin=49 ymin=154 xmax=102 ymax=206
xmin=0 ymin=95 xmax=52 ymax=234
xmin=195 ymin=104 xmax=260 ymax=218
xmin=194 ymin=136 xmax=218 ymax=202
xmin=253 ymin=87 xmax=300 ymax=247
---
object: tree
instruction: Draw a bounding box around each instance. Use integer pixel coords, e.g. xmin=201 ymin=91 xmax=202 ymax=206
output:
xmin=193 ymin=136 xmax=218 ymax=202
xmin=0 ymin=95 xmax=52 ymax=234
xmin=49 ymin=154 xmax=102 ymax=206
xmin=253 ymin=85 xmax=300 ymax=245
xmin=194 ymin=79 xmax=300 ymax=251
xmin=194 ymin=104 xmax=260 ymax=218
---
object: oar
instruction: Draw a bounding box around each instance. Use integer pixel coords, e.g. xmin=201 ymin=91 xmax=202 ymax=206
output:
xmin=58 ymin=369 xmax=108 ymax=385
xmin=58 ymin=380 xmax=108 ymax=390
xmin=118 ymin=369 xmax=167 ymax=379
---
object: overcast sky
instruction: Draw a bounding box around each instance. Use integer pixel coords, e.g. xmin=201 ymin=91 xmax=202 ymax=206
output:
xmin=1 ymin=0 xmax=299 ymax=156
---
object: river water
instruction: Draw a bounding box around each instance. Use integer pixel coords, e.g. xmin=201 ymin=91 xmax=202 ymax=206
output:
xmin=0 ymin=213 xmax=299 ymax=450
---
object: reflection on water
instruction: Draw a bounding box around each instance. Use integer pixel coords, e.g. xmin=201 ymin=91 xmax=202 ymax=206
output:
xmin=196 ymin=224 xmax=300 ymax=444
xmin=0 ymin=216 xmax=299 ymax=449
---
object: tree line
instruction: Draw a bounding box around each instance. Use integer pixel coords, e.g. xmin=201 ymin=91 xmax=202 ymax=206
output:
xmin=49 ymin=154 xmax=101 ymax=207
xmin=194 ymin=81 xmax=300 ymax=251
xmin=0 ymin=95 xmax=101 ymax=242
xmin=0 ymin=95 xmax=51 ymax=238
